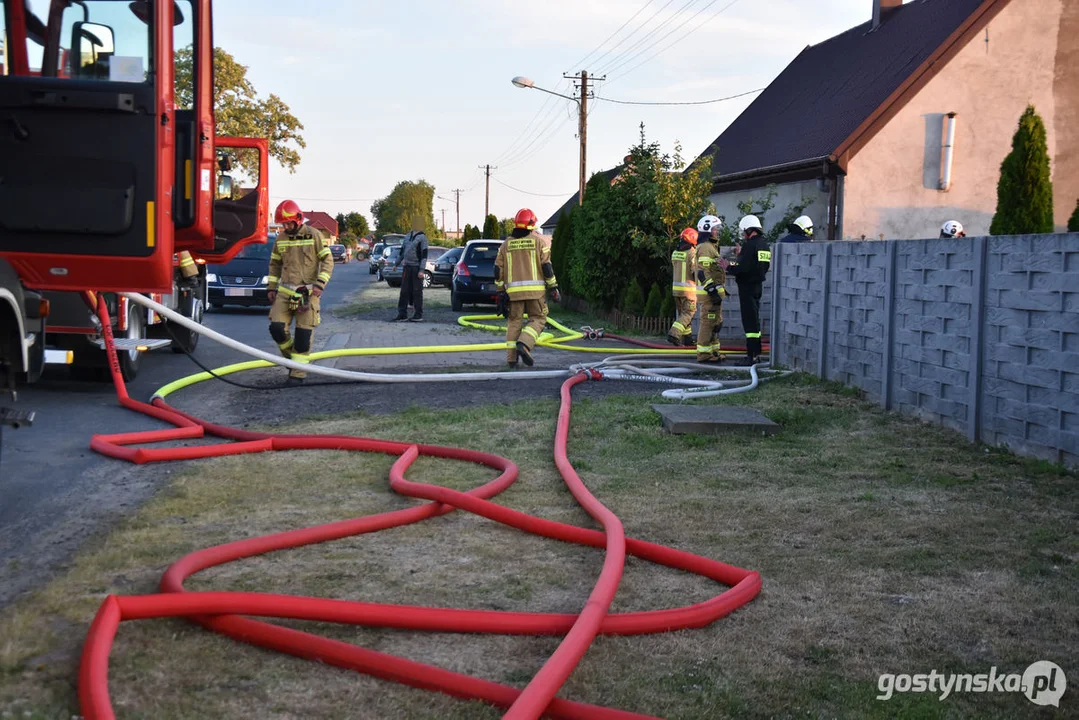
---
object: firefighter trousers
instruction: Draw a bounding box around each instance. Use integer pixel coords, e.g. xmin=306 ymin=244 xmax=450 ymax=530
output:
xmin=697 ymin=299 xmax=723 ymax=360
xmin=669 ymin=296 xmax=697 ymax=341
xmin=737 ymin=281 xmax=763 ymax=359
xmin=506 ymin=298 xmax=548 ymax=363
xmin=269 ymin=293 xmax=321 ymax=378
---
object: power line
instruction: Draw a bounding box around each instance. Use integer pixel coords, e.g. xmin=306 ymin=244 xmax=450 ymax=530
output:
xmin=601 ymin=0 xmax=721 ymax=78
xmin=493 ymin=177 xmax=575 ymax=198
xmin=270 ymin=195 xmax=379 ymax=203
xmin=593 ymin=87 xmax=764 ymax=106
xmin=593 ymin=0 xmax=698 ymax=76
xmin=588 ymin=0 xmax=679 ymax=76
xmin=567 ymin=0 xmax=656 ymax=71
xmin=607 ymin=0 xmax=743 ymax=85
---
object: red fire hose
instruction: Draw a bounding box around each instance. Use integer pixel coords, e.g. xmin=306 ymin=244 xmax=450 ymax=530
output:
xmin=79 ymin=296 xmax=761 ymax=719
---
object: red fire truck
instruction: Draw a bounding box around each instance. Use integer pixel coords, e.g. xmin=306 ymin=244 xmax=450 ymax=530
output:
xmin=0 ymin=0 xmax=270 ymax=421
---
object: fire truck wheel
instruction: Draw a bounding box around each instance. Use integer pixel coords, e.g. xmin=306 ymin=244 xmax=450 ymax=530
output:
xmin=170 ymin=291 xmax=203 ymax=354
xmin=118 ymin=303 xmax=145 ymax=382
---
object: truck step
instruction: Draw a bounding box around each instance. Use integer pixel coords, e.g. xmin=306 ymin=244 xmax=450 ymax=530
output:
xmin=89 ymin=338 xmax=173 ymax=352
xmin=0 ymin=407 xmax=35 ymax=428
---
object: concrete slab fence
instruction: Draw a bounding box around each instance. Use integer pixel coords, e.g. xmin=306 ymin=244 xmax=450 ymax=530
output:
xmin=770 ymin=234 xmax=1079 ymax=468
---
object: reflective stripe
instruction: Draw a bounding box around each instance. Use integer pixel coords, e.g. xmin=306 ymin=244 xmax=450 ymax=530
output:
xmin=277 ymin=286 xmax=301 ymax=297
xmin=696 ymin=345 xmax=712 ymax=353
xmin=180 ymin=258 xmax=195 ymax=267
xmin=267 ymin=275 xmax=279 ymax=283
xmin=277 ymin=239 xmax=316 ymax=248
xmin=507 ymin=283 xmax=545 ymax=295
xmin=317 ymin=249 xmax=331 ymax=259
xmin=672 ymin=322 xmax=688 ymax=333
xmin=746 ymin=332 xmax=762 ymax=339
xmin=317 ymin=272 xmax=331 ymax=282
xmin=522 ymin=326 xmax=541 ymax=340
xmin=278 ymin=339 xmax=294 ymax=350
xmin=507 ymin=280 xmax=543 ymax=289
xmin=545 ymin=277 xmax=558 ymax=287
xmin=758 ymin=250 xmax=771 ymax=263
xmin=292 ymin=353 xmax=310 ymax=364
xmin=494 ymin=281 xmax=505 ymax=289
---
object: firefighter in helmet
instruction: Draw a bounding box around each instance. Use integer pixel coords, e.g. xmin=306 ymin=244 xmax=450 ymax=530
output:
xmin=940 ymin=220 xmax=966 ymax=238
xmin=694 ymin=215 xmax=727 ymax=363
xmin=668 ymin=227 xmax=699 ymax=347
xmin=727 ymin=215 xmax=771 ymax=365
xmin=494 ymin=208 xmax=561 ymax=367
xmin=266 ymin=200 xmax=334 ymax=385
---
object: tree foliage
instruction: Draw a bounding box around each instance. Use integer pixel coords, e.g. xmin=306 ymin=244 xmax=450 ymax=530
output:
xmin=643 ymin=282 xmax=663 ymax=318
xmin=1068 ymin=199 xmax=1079 ymax=232
xmin=482 ymin=214 xmax=501 ymax=239
xmin=370 ymin=180 xmax=438 ymax=236
xmin=568 ymin=125 xmax=714 ymax=311
xmin=500 ymin=218 xmax=515 ymax=238
xmin=176 ymin=47 xmax=305 ymax=175
xmin=550 ymin=210 xmax=575 ymax=295
xmin=989 ymin=105 xmax=1054 ymax=235
xmin=335 ymin=212 xmax=370 ymax=239
xmin=621 ymin=278 xmax=646 ymax=315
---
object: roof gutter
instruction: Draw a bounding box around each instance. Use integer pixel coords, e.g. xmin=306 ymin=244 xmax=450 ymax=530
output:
xmin=710 ymin=156 xmax=836 ymax=192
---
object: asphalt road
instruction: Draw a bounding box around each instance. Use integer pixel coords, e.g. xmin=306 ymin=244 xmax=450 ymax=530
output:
xmin=0 ymin=260 xmax=366 ymax=608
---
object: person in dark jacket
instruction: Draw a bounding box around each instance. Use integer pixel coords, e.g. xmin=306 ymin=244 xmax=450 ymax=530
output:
xmin=778 ymin=215 xmax=813 ymax=243
xmin=726 ymin=215 xmax=771 ymax=366
xmin=391 ymin=218 xmax=429 ymax=322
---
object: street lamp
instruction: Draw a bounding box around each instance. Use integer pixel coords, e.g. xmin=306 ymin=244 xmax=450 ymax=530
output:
xmin=511 ymin=74 xmax=588 ymax=206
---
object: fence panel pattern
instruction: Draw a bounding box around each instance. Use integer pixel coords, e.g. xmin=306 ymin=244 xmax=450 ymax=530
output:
xmin=774 ymin=234 xmax=1079 ymax=468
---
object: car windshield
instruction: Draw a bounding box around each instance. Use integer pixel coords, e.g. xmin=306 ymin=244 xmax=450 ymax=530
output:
xmin=466 ymin=244 xmax=501 ymax=262
xmin=235 ymin=241 xmax=273 ymax=260
xmin=384 ymin=247 xmax=401 ymax=259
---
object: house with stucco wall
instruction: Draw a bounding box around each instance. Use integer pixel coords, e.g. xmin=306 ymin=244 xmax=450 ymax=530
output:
xmin=695 ymin=0 xmax=1078 ymax=241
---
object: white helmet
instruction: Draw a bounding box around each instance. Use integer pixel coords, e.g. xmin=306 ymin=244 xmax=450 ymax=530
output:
xmin=793 ymin=215 xmax=814 ymax=237
xmin=697 ymin=215 xmax=721 ymax=234
xmin=941 ymin=220 xmax=964 ymax=238
xmin=738 ymin=215 xmax=762 ymax=234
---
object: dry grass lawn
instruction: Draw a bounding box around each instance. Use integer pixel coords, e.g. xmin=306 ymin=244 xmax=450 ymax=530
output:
xmin=1 ymin=374 xmax=1076 ymax=719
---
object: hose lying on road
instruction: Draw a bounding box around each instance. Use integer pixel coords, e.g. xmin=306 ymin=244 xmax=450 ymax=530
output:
xmin=83 ymin=296 xmax=763 ymax=719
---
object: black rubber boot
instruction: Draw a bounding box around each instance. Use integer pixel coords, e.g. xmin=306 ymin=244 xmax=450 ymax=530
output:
xmin=515 ymin=342 xmax=534 ymax=366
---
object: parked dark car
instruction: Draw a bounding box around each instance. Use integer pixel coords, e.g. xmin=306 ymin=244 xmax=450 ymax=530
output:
xmin=430 ymin=246 xmax=463 ymax=288
xmin=385 ymin=246 xmax=450 ymax=288
xmin=377 ymin=245 xmax=403 ymax=285
xmin=207 ymin=237 xmax=274 ymax=309
xmin=367 ymin=242 xmax=386 ymax=273
xmin=451 ymin=239 xmax=503 ymax=311
xmin=329 ymin=244 xmax=348 ymax=263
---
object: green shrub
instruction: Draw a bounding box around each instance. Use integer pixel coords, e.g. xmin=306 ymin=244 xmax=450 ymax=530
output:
xmin=989 ymin=105 xmax=1054 ymax=235
xmin=643 ymin=282 xmax=663 ymax=318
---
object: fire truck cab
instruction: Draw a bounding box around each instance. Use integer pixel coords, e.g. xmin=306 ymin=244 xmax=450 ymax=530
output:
xmin=0 ymin=0 xmax=269 ymax=391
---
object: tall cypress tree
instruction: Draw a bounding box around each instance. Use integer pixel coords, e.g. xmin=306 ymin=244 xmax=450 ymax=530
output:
xmin=1069 ymin=199 xmax=1079 ymax=232
xmin=989 ymin=105 xmax=1055 ymax=235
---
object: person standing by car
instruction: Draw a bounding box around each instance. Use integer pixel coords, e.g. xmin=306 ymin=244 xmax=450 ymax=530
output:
xmin=494 ymin=208 xmax=560 ymax=367
xmin=266 ymin=200 xmax=334 ymax=385
xmin=727 ymin=215 xmax=771 ymax=366
xmin=391 ymin=218 xmax=429 ymax=322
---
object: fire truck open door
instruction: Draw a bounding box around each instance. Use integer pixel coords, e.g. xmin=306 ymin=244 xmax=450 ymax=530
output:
xmin=0 ymin=0 xmax=181 ymax=294
xmin=195 ymin=135 xmax=270 ymax=265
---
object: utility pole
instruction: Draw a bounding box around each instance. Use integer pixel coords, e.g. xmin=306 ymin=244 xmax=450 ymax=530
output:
xmin=562 ymin=70 xmax=601 ymax=206
xmin=437 ymin=190 xmax=464 ymax=235
xmin=479 ymin=164 xmax=497 ymax=218
xmin=440 ymin=208 xmax=446 ymax=235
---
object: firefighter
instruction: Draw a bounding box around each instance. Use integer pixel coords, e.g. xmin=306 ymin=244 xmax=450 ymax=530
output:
xmin=494 ymin=208 xmax=561 ymax=368
xmin=177 ymin=251 xmax=199 ymax=287
xmin=779 ymin=215 xmax=814 ymax=243
xmin=727 ymin=215 xmax=771 ymax=366
xmin=694 ymin=216 xmax=727 ymax=363
xmin=667 ymin=227 xmax=699 ymax=347
xmin=266 ymin=200 xmax=334 ymax=385
xmin=940 ymin=220 xmax=966 ymax=238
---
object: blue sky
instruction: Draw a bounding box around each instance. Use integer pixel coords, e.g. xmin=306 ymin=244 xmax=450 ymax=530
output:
xmin=213 ymin=0 xmax=878 ymax=232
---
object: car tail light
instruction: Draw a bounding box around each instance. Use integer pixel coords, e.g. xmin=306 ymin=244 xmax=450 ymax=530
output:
xmin=456 ymin=261 xmax=470 ymax=277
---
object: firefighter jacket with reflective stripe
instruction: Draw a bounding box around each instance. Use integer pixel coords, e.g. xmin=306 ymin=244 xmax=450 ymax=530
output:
xmin=671 ymin=242 xmax=697 ymax=298
xmin=727 ymin=232 xmax=771 ymax=285
xmin=494 ymin=232 xmax=556 ymax=301
xmin=267 ymin=224 xmax=334 ymax=293
xmin=694 ymin=240 xmax=727 ymax=299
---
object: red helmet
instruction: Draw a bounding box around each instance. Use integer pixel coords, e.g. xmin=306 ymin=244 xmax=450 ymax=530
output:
xmin=680 ymin=227 xmax=698 ymax=246
xmin=274 ymin=199 xmax=304 ymax=225
xmin=514 ymin=208 xmax=538 ymax=230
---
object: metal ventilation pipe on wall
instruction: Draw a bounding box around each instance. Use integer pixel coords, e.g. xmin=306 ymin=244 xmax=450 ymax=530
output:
xmin=940 ymin=112 xmax=957 ymax=191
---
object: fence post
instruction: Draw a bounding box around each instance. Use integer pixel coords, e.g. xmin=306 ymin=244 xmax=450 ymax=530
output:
xmin=816 ymin=243 xmax=833 ymax=379
xmin=770 ymin=242 xmax=783 ymax=368
xmin=881 ymin=241 xmax=898 ymax=410
xmin=968 ymin=236 xmax=988 ymax=443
